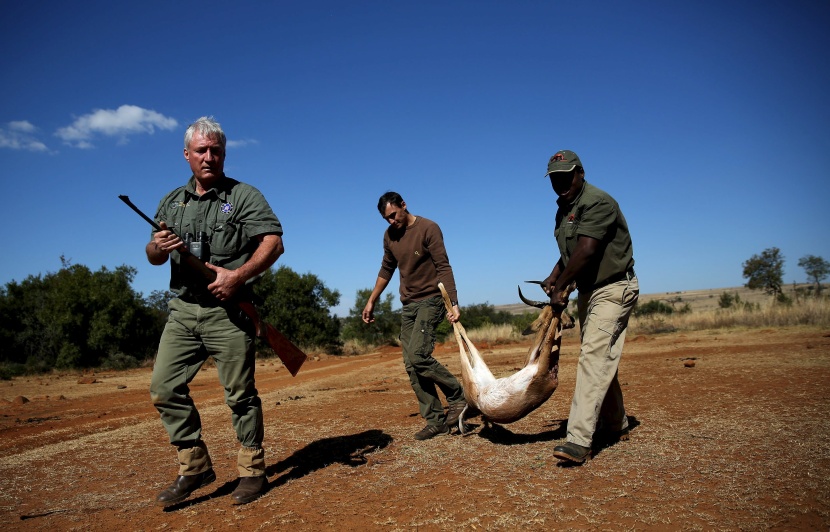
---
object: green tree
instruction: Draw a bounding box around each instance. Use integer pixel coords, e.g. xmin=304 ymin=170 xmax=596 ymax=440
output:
xmin=254 ymin=265 xmax=342 ymax=353
xmin=0 ymin=258 xmax=161 ymax=373
xmin=459 ymin=302 xmax=515 ymax=329
xmin=341 ymin=289 xmax=401 ymax=346
xmin=146 ymin=289 xmax=176 ymax=314
xmin=742 ymin=247 xmax=784 ymax=297
xmin=797 ymin=254 xmax=829 ymax=294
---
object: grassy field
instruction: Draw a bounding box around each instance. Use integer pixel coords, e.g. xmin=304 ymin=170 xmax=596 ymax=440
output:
xmin=496 ymin=284 xmax=814 ymax=316
xmin=479 ymin=283 xmax=829 ymax=344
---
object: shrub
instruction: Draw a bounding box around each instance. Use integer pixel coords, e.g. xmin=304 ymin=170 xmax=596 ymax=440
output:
xmin=632 ymin=316 xmax=678 ymax=334
xmin=719 ymin=292 xmax=742 ymax=309
xmin=100 ymin=352 xmax=141 ymax=371
xmin=511 ymin=311 xmax=542 ymax=335
xmin=776 ymin=293 xmax=793 ymax=306
xmin=633 ymin=300 xmax=675 ymax=317
xmin=0 ymin=363 xmax=25 ymax=380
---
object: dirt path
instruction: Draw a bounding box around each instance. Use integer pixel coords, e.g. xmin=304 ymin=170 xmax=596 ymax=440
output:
xmin=1 ymin=326 xmax=829 ymax=530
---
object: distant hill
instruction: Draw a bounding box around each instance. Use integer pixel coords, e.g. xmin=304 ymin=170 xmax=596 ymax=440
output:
xmin=494 ymin=284 xmax=813 ymax=315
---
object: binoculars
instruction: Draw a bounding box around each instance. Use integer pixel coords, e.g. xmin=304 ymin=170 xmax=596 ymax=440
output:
xmin=183 ymin=232 xmax=210 ymax=261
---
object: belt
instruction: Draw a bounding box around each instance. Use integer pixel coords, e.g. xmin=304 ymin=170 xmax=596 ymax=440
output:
xmin=591 ymin=268 xmax=636 ymax=291
xmin=177 ymin=292 xmax=221 ymax=307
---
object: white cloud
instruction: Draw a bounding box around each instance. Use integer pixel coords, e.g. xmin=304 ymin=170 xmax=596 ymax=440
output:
xmin=0 ymin=121 xmax=49 ymax=152
xmin=9 ymin=120 xmax=36 ymax=133
xmin=55 ymin=105 xmax=178 ymax=148
xmin=227 ymin=138 xmax=259 ymax=148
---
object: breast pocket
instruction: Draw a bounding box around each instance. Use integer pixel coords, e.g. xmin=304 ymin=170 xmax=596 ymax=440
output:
xmin=210 ymin=221 xmax=246 ymax=259
xmin=563 ymin=222 xmax=578 ymax=239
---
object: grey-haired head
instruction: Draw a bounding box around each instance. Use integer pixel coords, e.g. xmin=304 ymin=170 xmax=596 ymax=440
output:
xmin=184 ymin=116 xmax=226 ymax=150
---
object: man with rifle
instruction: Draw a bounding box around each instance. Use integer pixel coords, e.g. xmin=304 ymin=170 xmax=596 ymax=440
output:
xmin=146 ymin=116 xmax=283 ymax=506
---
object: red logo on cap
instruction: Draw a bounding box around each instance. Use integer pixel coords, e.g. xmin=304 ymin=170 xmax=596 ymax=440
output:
xmin=552 ymin=153 xmax=566 ymax=162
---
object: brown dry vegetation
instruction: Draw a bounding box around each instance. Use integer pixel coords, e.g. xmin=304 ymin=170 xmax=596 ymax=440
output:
xmin=498 ymin=284 xmax=813 ymax=316
xmin=1 ymin=321 xmax=829 ymax=530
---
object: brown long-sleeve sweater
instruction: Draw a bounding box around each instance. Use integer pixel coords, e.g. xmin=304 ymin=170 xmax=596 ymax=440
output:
xmin=377 ymin=216 xmax=459 ymax=305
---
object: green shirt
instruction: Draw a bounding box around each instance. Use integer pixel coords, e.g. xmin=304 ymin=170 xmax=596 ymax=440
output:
xmin=555 ymin=181 xmax=634 ymax=291
xmin=153 ymin=175 xmax=283 ymax=301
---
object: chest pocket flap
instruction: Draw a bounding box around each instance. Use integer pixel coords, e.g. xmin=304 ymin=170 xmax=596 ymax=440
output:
xmin=210 ymin=220 xmax=247 ymax=258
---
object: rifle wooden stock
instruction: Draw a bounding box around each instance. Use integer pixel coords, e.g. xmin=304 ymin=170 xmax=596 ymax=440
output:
xmin=237 ymin=302 xmax=307 ymax=377
xmin=119 ymin=194 xmax=307 ymax=376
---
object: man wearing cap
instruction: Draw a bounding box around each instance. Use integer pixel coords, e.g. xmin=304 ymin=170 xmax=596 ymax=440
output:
xmin=540 ymin=150 xmax=639 ymax=464
xmin=362 ymin=191 xmax=467 ymax=441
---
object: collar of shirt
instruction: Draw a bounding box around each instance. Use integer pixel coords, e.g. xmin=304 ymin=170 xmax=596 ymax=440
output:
xmin=184 ymin=175 xmax=232 ymax=202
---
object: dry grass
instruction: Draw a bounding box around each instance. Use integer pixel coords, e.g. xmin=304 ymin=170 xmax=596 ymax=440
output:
xmin=0 ymin=326 xmax=829 ymax=530
xmin=467 ymin=296 xmax=830 ymax=344
xmin=466 ymin=323 xmax=522 ymax=344
xmin=631 ymin=296 xmax=830 ymax=335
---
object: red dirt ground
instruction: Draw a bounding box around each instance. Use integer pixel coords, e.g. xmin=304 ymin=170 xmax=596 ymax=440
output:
xmin=1 ymin=326 xmax=829 ymax=531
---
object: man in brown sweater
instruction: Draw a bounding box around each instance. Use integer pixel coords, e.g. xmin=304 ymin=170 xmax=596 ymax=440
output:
xmin=362 ymin=191 xmax=467 ymax=440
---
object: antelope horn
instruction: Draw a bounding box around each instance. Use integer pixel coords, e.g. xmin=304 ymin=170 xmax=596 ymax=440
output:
xmin=518 ymin=285 xmax=549 ymax=308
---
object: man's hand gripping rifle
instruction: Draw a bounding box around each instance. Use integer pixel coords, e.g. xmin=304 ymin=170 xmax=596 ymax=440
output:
xmin=118 ymin=195 xmax=307 ymax=376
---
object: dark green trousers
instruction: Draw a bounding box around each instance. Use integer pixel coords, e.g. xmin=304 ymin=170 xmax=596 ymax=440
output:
xmin=150 ymin=298 xmax=263 ymax=449
xmin=400 ymin=296 xmax=464 ymax=425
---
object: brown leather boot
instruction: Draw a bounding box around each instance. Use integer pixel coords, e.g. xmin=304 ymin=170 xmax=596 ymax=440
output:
xmin=553 ymin=442 xmax=592 ymax=464
xmin=232 ymin=475 xmax=266 ymax=505
xmin=156 ymin=469 xmax=216 ymax=506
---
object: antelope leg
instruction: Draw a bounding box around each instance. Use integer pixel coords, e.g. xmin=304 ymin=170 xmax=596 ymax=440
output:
xmin=458 ymin=404 xmax=470 ymax=434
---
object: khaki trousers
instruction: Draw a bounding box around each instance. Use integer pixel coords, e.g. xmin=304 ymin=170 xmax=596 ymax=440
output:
xmin=566 ymin=275 xmax=639 ymax=447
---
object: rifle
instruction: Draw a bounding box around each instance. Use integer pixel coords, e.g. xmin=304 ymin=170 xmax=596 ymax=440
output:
xmin=118 ymin=195 xmax=307 ymax=376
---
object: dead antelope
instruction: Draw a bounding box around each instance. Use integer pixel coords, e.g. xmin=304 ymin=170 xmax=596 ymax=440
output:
xmin=438 ymin=282 xmax=574 ymax=434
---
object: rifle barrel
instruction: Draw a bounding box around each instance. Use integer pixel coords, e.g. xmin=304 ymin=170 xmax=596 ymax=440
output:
xmin=118 ymin=195 xmax=162 ymax=232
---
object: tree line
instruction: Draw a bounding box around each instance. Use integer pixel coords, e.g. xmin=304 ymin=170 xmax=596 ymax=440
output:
xmin=2 ymin=249 xmax=826 ymax=376
xmin=742 ymin=248 xmax=828 ymax=302
xmin=632 ymin=249 xmax=828 ymax=318
xmin=0 ymin=258 xmax=539 ymax=377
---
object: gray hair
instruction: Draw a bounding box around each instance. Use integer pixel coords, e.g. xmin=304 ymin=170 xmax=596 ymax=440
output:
xmin=184 ymin=116 xmax=226 ymax=149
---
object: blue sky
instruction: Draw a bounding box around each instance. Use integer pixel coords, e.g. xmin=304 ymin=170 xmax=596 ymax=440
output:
xmin=2 ymin=1 xmax=828 ymax=316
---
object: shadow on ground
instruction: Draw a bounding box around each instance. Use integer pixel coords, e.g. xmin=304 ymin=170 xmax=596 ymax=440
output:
xmin=266 ymin=429 xmax=393 ymax=488
xmin=473 ymin=418 xmax=568 ymax=444
xmin=160 ymin=429 xmax=394 ymax=511
xmin=470 ymin=415 xmax=641 ymax=450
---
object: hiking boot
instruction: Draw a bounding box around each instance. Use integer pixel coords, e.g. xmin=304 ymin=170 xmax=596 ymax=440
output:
xmin=155 ymin=468 xmax=216 ymax=506
xmin=232 ymin=475 xmax=267 ymax=505
xmin=594 ymin=427 xmax=630 ymax=447
xmin=414 ymin=423 xmax=450 ymax=440
xmin=553 ymin=442 xmax=592 ymax=464
xmin=445 ymin=401 xmax=467 ymax=426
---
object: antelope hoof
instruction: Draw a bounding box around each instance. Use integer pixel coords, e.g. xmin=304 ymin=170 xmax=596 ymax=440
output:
xmin=458 ymin=404 xmax=469 ymax=434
